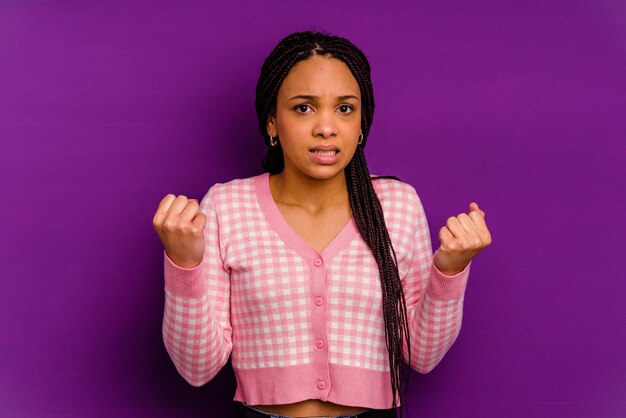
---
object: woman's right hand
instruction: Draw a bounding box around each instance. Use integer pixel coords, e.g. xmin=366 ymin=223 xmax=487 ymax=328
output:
xmin=152 ymin=194 xmax=206 ymax=269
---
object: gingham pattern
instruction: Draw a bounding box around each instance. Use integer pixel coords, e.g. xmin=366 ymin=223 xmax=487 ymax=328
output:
xmin=373 ymin=179 xmax=467 ymax=373
xmin=162 ymin=174 xmax=469 ymax=388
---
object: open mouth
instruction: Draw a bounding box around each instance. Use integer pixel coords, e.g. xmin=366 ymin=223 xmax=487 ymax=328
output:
xmin=309 ymin=147 xmax=341 ymax=164
xmin=310 ymin=150 xmax=339 ymax=156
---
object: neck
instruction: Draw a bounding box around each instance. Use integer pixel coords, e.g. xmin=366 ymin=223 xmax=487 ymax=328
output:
xmin=270 ymin=170 xmax=349 ymax=213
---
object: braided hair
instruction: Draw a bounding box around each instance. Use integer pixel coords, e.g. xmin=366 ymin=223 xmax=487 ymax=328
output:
xmin=255 ymin=31 xmax=410 ymax=413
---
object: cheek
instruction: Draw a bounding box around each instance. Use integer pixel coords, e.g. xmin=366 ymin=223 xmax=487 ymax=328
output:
xmin=275 ymin=115 xmax=299 ymax=140
xmin=345 ymin=112 xmax=362 ymax=135
xmin=346 ymin=118 xmax=362 ymax=141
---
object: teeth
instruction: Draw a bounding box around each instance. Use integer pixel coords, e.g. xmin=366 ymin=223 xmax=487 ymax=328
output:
xmin=313 ymin=150 xmax=337 ymax=155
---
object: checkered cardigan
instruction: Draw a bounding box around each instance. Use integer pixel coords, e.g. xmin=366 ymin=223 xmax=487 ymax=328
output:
xmin=162 ymin=173 xmax=470 ymax=409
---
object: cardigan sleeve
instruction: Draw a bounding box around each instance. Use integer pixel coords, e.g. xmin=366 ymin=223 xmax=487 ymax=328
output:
xmin=401 ymin=188 xmax=471 ymax=373
xmin=161 ymin=185 xmax=233 ymax=386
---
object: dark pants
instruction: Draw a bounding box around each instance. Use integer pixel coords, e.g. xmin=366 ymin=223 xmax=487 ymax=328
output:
xmin=234 ymin=402 xmax=396 ymax=418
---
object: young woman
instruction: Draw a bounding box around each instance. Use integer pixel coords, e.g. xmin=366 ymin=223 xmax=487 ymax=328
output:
xmin=153 ymin=31 xmax=491 ymax=418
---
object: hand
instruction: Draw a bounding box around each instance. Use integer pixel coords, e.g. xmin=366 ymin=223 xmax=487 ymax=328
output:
xmin=433 ymin=202 xmax=492 ymax=276
xmin=152 ymin=194 xmax=206 ymax=269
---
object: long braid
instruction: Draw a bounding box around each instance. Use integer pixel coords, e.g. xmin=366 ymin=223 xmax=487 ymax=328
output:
xmin=346 ymin=148 xmax=411 ymax=410
xmin=255 ymin=31 xmax=411 ymax=414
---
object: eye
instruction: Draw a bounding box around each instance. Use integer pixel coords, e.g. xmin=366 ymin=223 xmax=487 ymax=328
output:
xmin=338 ymin=104 xmax=354 ymax=114
xmin=294 ymin=104 xmax=312 ymax=113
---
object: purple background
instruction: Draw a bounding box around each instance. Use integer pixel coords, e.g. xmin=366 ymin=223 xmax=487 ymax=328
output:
xmin=1 ymin=1 xmax=625 ymax=417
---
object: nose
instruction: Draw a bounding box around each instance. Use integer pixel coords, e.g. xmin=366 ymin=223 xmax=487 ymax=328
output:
xmin=312 ymin=109 xmax=337 ymax=139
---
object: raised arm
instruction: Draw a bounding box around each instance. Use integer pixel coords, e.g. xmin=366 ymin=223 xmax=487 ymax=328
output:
xmin=401 ymin=191 xmax=490 ymax=373
xmin=153 ymin=186 xmax=233 ymax=386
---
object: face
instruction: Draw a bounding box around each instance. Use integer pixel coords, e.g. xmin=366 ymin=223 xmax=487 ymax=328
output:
xmin=267 ymin=55 xmax=362 ymax=182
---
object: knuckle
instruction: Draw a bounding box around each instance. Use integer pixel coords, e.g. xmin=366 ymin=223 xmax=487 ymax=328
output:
xmin=160 ymin=194 xmax=174 ymax=204
xmin=163 ymin=219 xmax=177 ymax=231
xmin=179 ymin=221 xmax=192 ymax=232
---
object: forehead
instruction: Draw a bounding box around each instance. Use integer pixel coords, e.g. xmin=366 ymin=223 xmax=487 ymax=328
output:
xmin=278 ymin=55 xmax=360 ymax=98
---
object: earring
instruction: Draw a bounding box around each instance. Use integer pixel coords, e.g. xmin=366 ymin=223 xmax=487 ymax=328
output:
xmin=358 ymin=132 xmax=364 ymax=145
xmin=269 ymin=136 xmax=278 ymax=147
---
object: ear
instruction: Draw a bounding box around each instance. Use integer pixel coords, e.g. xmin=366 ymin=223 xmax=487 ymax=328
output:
xmin=266 ymin=114 xmax=277 ymax=137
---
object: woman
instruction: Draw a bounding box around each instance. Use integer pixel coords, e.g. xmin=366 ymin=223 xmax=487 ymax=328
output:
xmin=152 ymin=31 xmax=491 ymax=418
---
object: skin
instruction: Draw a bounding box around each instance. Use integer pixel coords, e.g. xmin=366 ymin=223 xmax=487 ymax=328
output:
xmin=152 ymin=54 xmax=492 ymax=417
xmin=265 ymin=55 xmax=362 ymax=255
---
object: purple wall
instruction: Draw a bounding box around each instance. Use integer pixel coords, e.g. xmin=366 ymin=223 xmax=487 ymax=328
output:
xmin=1 ymin=1 xmax=624 ymax=416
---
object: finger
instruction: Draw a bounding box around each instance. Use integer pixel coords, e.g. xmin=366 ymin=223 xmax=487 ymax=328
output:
xmin=179 ymin=199 xmax=200 ymax=223
xmin=469 ymin=202 xmax=485 ymax=218
xmin=457 ymin=213 xmax=480 ymax=235
xmin=166 ymin=195 xmax=191 ymax=216
xmin=468 ymin=211 xmax=491 ymax=244
xmin=445 ymin=216 xmax=466 ymax=239
xmin=191 ymin=212 xmax=207 ymax=231
xmin=156 ymin=194 xmax=176 ymax=215
xmin=468 ymin=210 xmax=488 ymax=232
xmin=438 ymin=226 xmax=455 ymax=250
xmin=153 ymin=194 xmax=177 ymax=227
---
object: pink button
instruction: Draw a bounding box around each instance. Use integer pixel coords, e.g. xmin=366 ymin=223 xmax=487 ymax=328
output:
xmin=315 ymin=297 xmax=324 ymax=306
xmin=317 ymin=380 xmax=326 ymax=390
xmin=316 ymin=339 xmax=324 ymax=349
xmin=314 ymin=258 xmax=323 ymax=267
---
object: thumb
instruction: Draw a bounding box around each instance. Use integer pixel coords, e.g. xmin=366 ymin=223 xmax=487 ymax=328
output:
xmin=469 ymin=202 xmax=485 ymax=218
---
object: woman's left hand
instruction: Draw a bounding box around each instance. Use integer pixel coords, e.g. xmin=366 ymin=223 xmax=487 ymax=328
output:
xmin=433 ymin=202 xmax=492 ymax=276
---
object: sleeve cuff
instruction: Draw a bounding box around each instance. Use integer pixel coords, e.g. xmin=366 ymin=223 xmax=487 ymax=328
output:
xmin=426 ymin=261 xmax=471 ymax=300
xmin=163 ymin=251 xmax=207 ymax=298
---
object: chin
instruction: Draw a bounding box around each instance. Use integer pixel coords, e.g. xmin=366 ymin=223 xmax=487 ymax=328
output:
xmin=303 ymin=166 xmax=347 ymax=181
xmin=283 ymin=158 xmax=351 ymax=182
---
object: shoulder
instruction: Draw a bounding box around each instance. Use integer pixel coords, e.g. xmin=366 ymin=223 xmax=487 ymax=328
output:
xmin=370 ymin=176 xmax=429 ymax=259
xmin=371 ymin=175 xmax=422 ymax=211
xmin=201 ymin=174 xmax=264 ymax=208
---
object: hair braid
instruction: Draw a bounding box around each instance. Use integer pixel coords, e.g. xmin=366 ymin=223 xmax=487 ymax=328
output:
xmin=346 ymin=148 xmax=411 ymax=410
xmin=255 ymin=31 xmax=411 ymax=415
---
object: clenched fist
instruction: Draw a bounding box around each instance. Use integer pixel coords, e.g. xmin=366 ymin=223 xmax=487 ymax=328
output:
xmin=152 ymin=194 xmax=206 ymax=269
xmin=433 ymin=202 xmax=492 ymax=276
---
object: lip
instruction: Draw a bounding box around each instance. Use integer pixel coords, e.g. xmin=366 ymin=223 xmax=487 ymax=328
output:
xmin=309 ymin=144 xmax=339 ymax=152
xmin=309 ymin=147 xmax=341 ymax=165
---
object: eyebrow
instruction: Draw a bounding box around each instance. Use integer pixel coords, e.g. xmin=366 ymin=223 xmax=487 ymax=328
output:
xmin=288 ymin=94 xmax=360 ymax=102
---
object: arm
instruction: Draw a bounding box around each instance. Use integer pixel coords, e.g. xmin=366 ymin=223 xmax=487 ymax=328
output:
xmin=401 ymin=191 xmax=471 ymax=373
xmin=161 ymin=186 xmax=233 ymax=386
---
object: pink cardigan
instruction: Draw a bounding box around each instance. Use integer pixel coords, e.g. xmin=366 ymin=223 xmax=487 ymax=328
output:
xmin=162 ymin=173 xmax=470 ymax=409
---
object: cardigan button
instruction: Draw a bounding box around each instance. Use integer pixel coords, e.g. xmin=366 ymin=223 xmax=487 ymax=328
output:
xmin=315 ymin=297 xmax=324 ymax=306
xmin=314 ymin=258 xmax=323 ymax=267
xmin=317 ymin=380 xmax=326 ymax=390
xmin=315 ymin=339 xmax=324 ymax=349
